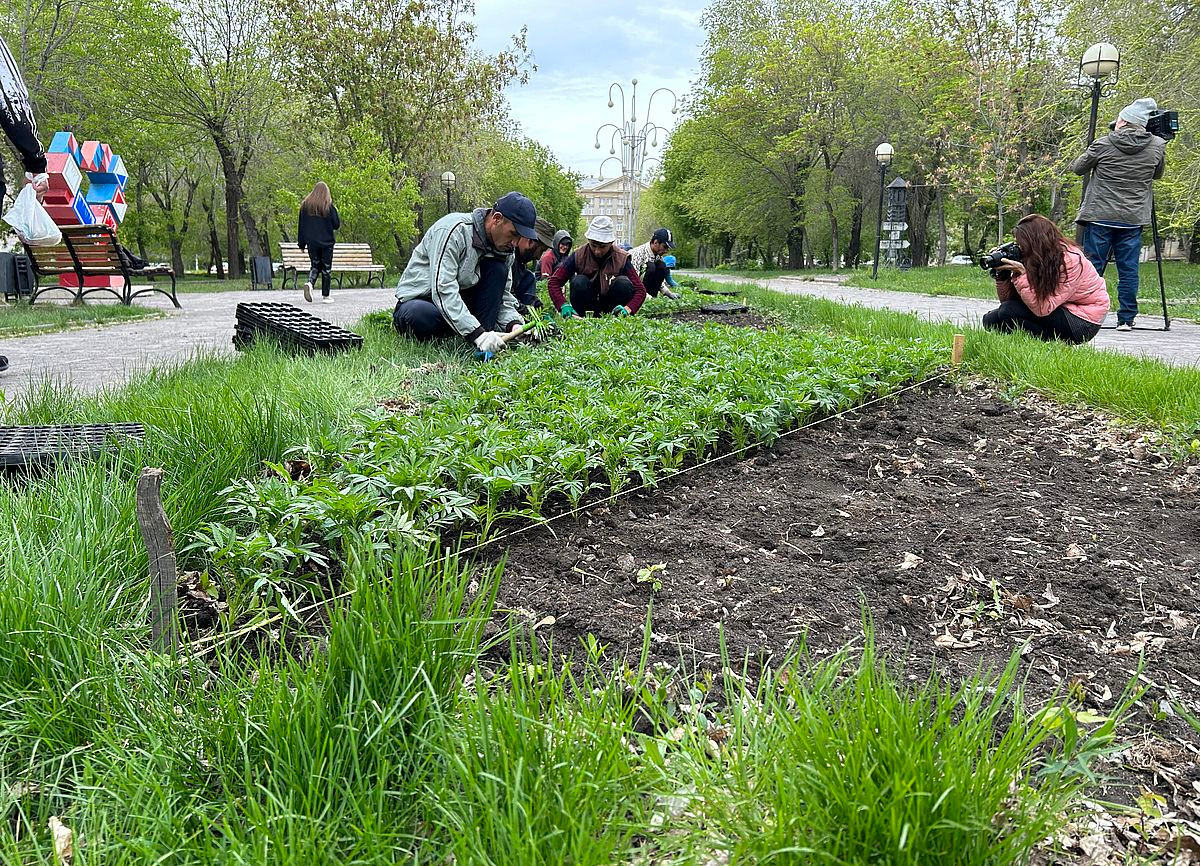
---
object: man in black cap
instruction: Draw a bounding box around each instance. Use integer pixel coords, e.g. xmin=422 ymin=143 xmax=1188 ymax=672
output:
xmin=392 ymin=191 xmax=537 ymax=355
xmin=629 ymin=227 xmax=680 ymax=300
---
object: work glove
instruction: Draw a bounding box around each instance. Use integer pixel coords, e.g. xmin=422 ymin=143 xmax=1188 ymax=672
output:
xmin=473 ymin=331 xmax=507 ymax=354
xmin=663 ymin=288 xmax=681 ymax=300
xmin=612 ymin=305 xmax=630 ymax=317
xmin=559 ymin=303 xmax=580 ymax=319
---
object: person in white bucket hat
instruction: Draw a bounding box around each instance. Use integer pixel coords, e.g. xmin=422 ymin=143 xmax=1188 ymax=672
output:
xmin=546 ymin=216 xmax=647 ymax=318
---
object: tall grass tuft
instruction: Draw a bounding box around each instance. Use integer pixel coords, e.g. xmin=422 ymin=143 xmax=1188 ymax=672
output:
xmin=667 ymin=637 xmax=1098 ymax=865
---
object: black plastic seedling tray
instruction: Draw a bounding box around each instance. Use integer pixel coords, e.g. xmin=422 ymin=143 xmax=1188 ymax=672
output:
xmin=696 ymin=288 xmax=740 ymax=297
xmin=701 ymin=302 xmax=750 ymax=314
xmin=0 ymin=423 xmax=145 ymax=468
xmin=234 ymin=303 xmax=363 ymax=354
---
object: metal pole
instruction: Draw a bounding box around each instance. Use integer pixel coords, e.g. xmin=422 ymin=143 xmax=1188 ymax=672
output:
xmin=1081 ymin=80 xmax=1102 ymax=202
xmin=1150 ymin=196 xmax=1170 ymax=330
xmin=445 ymin=187 xmax=451 ymax=214
xmin=872 ymin=163 xmax=885 ymax=280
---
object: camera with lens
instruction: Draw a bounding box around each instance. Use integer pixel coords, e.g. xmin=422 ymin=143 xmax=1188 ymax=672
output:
xmin=978 ymin=241 xmax=1022 ymax=277
xmin=1108 ymin=109 xmax=1178 ymax=141
xmin=1147 ymin=109 xmax=1178 ymax=141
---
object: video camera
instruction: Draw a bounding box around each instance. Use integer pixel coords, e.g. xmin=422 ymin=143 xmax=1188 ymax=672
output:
xmin=1108 ymin=109 xmax=1179 ymax=141
xmin=978 ymin=241 xmax=1022 ymax=278
xmin=1147 ymin=109 xmax=1179 ymax=141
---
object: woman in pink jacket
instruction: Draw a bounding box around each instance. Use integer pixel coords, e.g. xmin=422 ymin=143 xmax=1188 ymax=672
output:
xmin=982 ymin=214 xmax=1110 ymax=344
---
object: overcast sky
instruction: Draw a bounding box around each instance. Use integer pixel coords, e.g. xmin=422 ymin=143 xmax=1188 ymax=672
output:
xmin=472 ymin=0 xmax=710 ymax=178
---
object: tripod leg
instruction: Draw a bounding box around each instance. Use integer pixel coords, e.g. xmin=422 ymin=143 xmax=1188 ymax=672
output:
xmin=1151 ymin=197 xmax=1170 ymax=330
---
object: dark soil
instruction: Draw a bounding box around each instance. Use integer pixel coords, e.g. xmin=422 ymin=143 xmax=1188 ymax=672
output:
xmin=491 ymin=378 xmax=1200 ymax=817
xmin=658 ymin=308 xmax=773 ymax=330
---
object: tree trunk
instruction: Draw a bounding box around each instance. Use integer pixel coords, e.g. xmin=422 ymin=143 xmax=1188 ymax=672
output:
xmin=211 ymin=133 xmax=245 ymax=279
xmin=201 ymin=195 xmax=225 ymax=279
xmin=935 ymin=184 xmax=947 ymax=266
xmin=169 ymin=237 xmax=185 ymax=278
xmin=1189 ymin=219 xmax=1200 ymax=264
xmin=822 ymin=155 xmax=840 ymax=272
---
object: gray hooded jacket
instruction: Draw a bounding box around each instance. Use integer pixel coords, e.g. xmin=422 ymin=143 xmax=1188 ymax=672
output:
xmin=394 ymin=207 xmax=523 ymax=340
xmin=1070 ymin=126 xmax=1166 ymax=227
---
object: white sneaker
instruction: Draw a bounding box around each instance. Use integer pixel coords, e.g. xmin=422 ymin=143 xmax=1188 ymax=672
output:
xmin=302 ymin=282 xmax=313 ymax=302
xmin=321 ymin=297 xmax=334 ymax=304
xmin=1115 ymin=322 xmax=1133 ymax=332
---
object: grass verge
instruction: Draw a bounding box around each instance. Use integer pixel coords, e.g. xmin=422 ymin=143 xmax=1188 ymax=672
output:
xmin=0 ymin=300 xmax=162 ymax=337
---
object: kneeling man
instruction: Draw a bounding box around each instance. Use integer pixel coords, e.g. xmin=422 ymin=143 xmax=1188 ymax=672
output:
xmin=392 ymin=192 xmax=538 ymax=355
xmin=547 ymin=216 xmax=647 ymax=318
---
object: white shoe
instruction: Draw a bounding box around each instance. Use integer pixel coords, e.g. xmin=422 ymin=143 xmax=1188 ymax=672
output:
xmin=321 ymin=297 xmax=334 ymax=304
xmin=1115 ymin=321 xmax=1133 ymax=332
xmin=302 ymin=282 xmax=313 ymax=302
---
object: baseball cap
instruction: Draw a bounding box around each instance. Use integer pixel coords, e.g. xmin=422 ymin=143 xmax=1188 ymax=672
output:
xmin=493 ymin=192 xmax=539 ymax=240
xmin=652 ymin=227 xmax=675 ymax=249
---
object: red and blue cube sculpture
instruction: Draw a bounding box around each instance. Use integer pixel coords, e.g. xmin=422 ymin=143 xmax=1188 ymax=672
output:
xmin=43 ymin=130 xmax=131 ymax=289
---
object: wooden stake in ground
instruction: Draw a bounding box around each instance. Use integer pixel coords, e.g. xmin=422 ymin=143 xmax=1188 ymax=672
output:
xmin=952 ymin=333 xmax=965 ymax=366
xmin=136 ymin=468 xmax=178 ymax=653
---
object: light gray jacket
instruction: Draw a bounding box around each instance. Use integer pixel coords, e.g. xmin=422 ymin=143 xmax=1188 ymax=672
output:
xmin=394 ymin=208 xmax=523 ymax=340
xmin=1070 ymin=126 xmax=1166 ymax=227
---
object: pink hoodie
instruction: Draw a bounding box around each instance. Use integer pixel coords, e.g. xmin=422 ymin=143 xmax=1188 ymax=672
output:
xmin=997 ymin=246 xmax=1111 ymax=325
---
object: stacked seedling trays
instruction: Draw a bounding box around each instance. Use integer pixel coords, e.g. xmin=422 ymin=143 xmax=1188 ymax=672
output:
xmin=701 ymin=302 xmax=750 ymax=314
xmin=0 ymin=423 xmax=144 ymax=469
xmin=234 ymin=303 xmax=363 ymax=354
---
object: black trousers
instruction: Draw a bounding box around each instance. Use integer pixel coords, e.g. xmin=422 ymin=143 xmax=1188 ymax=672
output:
xmin=569 ymin=274 xmax=634 ymax=317
xmin=642 ymin=259 xmax=668 ymax=297
xmin=307 ymin=245 xmax=334 ymax=296
xmin=982 ymin=297 xmax=1100 ymax=344
xmin=393 ymin=256 xmax=509 ymax=339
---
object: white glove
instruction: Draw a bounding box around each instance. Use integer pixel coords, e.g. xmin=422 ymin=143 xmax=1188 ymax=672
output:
xmin=473 ymin=331 xmax=507 ymax=354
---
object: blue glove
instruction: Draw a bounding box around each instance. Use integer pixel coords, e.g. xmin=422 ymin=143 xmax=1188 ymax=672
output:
xmin=612 ymin=305 xmax=630 ymax=317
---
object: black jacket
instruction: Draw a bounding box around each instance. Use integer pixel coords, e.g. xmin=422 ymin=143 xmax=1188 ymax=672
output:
xmin=1 ymin=36 xmax=46 ymax=173
xmin=298 ymin=204 xmax=340 ymax=249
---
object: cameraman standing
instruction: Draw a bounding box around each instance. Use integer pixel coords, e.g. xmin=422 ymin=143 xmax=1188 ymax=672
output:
xmin=1069 ymin=97 xmax=1167 ymax=332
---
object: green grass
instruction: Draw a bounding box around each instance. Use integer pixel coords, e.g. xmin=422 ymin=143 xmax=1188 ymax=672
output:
xmin=0 ymin=299 xmax=163 ymax=336
xmin=697 ymin=261 xmax=1200 ymax=322
xmin=854 ymin=261 xmax=1200 ymax=322
xmin=736 ymin=282 xmax=1200 ymax=437
xmin=0 ymin=282 xmax=1183 ymax=863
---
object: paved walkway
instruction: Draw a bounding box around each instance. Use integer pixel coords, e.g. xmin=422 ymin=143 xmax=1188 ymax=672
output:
xmin=689 ymin=272 xmax=1200 ymax=368
xmin=0 ymin=287 xmax=395 ymax=404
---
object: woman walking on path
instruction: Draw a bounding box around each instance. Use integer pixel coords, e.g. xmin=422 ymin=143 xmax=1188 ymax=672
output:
xmin=297 ymin=181 xmax=340 ymax=303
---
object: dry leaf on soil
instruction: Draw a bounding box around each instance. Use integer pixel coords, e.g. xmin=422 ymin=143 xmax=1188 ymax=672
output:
xmin=898 ymin=552 xmax=923 ymax=571
xmin=48 ymin=816 xmax=73 ymax=865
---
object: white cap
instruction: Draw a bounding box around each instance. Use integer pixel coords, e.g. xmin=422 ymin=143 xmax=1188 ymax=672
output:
xmin=585 ymin=215 xmax=616 ymax=243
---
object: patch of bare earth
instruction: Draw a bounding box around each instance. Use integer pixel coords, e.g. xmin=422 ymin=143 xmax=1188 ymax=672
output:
xmin=490 ymin=378 xmax=1200 ymax=853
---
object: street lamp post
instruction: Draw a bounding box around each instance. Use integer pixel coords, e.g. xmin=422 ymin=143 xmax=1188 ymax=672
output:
xmin=593 ymin=78 xmax=678 ymax=244
xmin=1077 ymin=42 xmax=1120 ymax=205
xmin=871 ymin=142 xmax=894 ymax=280
xmin=440 ymin=170 xmax=456 ymax=214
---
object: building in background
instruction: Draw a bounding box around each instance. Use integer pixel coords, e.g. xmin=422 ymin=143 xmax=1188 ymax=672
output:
xmin=577 ymin=176 xmax=648 ymax=245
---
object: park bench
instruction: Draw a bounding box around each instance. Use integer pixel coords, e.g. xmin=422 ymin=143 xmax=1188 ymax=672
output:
xmin=23 ymin=225 xmax=180 ymax=308
xmin=278 ymin=243 xmax=386 ymax=291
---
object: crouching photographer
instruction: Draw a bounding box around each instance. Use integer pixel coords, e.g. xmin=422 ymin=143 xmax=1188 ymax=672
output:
xmin=981 ymin=214 xmax=1109 ymax=344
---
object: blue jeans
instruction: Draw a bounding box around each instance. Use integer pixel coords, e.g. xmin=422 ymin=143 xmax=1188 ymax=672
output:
xmin=1081 ymin=223 xmax=1142 ymax=324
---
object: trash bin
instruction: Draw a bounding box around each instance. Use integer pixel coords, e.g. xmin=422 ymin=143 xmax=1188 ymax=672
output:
xmin=250 ymin=255 xmax=273 ymax=291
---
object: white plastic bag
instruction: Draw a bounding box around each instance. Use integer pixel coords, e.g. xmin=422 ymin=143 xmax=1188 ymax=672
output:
xmin=3 ymin=184 xmax=62 ymax=246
